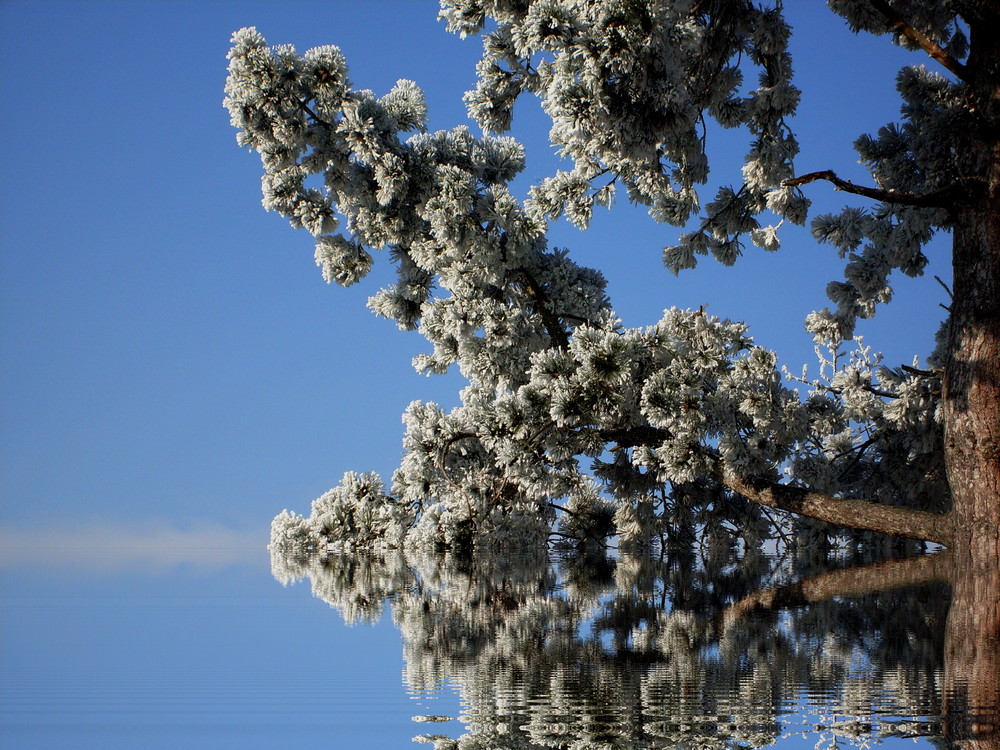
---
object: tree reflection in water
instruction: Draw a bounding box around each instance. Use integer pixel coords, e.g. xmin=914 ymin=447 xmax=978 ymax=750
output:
xmin=271 ymin=542 xmax=998 ymax=749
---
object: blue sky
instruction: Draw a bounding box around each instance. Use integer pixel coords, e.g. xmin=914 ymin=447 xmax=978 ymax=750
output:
xmin=1 ymin=0 xmax=950 ymax=543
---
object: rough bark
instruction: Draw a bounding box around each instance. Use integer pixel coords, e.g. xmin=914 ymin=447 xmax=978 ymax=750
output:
xmin=942 ymin=6 xmax=1000 ymax=561
xmin=722 ymin=469 xmax=954 ymax=544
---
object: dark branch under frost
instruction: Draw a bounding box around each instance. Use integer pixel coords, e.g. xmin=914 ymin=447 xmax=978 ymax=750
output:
xmin=782 ymin=170 xmax=964 ymax=208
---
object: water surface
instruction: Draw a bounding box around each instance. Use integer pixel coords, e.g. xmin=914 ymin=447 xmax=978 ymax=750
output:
xmin=2 ymin=533 xmax=996 ymax=749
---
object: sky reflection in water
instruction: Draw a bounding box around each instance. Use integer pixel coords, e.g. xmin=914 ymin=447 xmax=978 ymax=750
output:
xmin=2 ymin=524 xmax=996 ymax=749
xmin=273 ymin=540 xmax=998 ymax=749
xmin=0 ymin=523 xmax=446 ymax=749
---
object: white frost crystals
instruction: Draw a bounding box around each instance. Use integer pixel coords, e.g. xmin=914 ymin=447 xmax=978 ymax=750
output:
xmin=232 ymin=2 xmax=951 ymax=563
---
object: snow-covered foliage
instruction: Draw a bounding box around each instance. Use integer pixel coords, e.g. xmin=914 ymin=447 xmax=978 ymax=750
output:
xmin=441 ymin=0 xmax=805 ymax=260
xmin=227 ymin=1 xmax=961 ymax=559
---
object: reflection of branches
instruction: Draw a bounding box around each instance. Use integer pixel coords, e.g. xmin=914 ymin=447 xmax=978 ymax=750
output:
xmin=719 ymin=551 xmax=952 ymax=636
xmin=270 ymin=542 xmax=974 ymax=748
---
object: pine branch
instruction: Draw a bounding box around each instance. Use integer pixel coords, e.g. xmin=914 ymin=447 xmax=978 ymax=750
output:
xmin=836 ymin=435 xmax=879 ymax=481
xmin=721 ymin=469 xmax=954 ymax=545
xmin=901 ymin=364 xmax=943 ymax=377
xmin=808 ymin=378 xmax=900 ymax=400
xmin=599 ymin=425 xmax=672 ymax=448
xmin=934 ymin=274 xmax=954 ymax=300
xmin=515 ymin=269 xmax=571 ymax=349
xmin=523 ymin=420 xmax=556 ymax=449
xmin=298 ymin=98 xmax=333 ymax=129
xmin=558 ymin=312 xmax=599 ymax=327
xmin=436 ymin=432 xmax=480 ymax=518
xmin=782 ymin=170 xmax=960 ymax=208
xmin=868 ymin=0 xmax=970 ymax=82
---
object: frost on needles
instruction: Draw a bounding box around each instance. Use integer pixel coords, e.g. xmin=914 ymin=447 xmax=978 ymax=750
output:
xmin=224 ymin=0 xmax=965 ymax=563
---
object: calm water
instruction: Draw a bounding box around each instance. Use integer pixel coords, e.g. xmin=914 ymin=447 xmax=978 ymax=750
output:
xmin=1 ymin=537 xmax=996 ymax=749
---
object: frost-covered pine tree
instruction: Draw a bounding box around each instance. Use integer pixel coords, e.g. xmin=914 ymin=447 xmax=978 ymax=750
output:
xmin=225 ymin=1 xmax=999 ymax=564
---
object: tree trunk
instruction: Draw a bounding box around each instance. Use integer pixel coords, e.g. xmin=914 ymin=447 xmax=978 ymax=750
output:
xmin=942 ymin=7 xmax=1000 ymax=561
xmin=939 ymin=17 xmax=1000 ymax=741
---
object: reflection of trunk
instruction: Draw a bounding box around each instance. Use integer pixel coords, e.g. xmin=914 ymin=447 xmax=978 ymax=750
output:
xmin=944 ymin=556 xmax=1000 ymax=750
xmin=723 ymin=549 xmax=1000 ymax=748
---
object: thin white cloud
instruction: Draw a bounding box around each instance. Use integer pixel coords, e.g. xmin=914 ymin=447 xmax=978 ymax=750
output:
xmin=0 ymin=522 xmax=266 ymax=571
